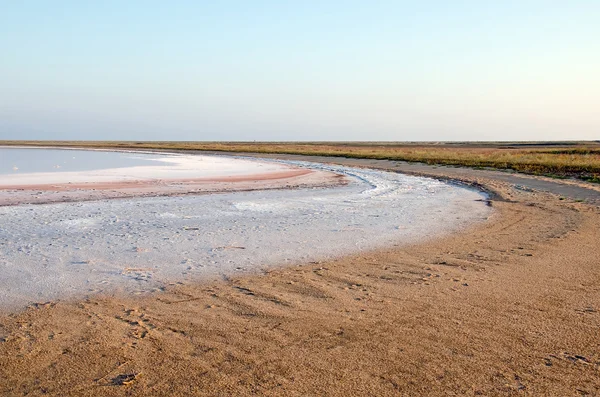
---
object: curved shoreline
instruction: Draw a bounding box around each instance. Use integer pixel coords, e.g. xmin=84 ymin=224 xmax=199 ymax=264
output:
xmin=0 ymin=156 xmax=490 ymax=311
xmin=208 ymin=150 xmax=600 ymax=202
xmin=1 ymin=155 xmax=599 ymax=396
xmin=0 ymin=150 xmax=348 ymax=206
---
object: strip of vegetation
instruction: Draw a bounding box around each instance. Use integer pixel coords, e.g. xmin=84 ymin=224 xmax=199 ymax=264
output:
xmin=2 ymin=140 xmax=600 ymax=183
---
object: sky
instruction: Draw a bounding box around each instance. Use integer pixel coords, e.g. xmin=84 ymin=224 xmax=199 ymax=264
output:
xmin=0 ymin=1 xmax=598 ymax=142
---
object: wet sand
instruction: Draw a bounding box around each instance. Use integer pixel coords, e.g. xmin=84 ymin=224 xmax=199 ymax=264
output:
xmin=1 ymin=156 xmax=599 ymax=396
xmin=0 ymin=168 xmax=345 ymax=207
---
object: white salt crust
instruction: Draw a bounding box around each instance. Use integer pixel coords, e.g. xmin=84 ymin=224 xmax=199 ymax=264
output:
xmin=0 ymin=156 xmax=491 ymax=311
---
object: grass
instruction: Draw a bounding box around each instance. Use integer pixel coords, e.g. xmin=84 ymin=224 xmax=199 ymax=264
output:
xmin=2 ymin=140 xmax=600 ymax=183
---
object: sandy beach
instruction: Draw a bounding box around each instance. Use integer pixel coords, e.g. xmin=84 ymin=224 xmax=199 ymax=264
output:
xmin=1 ymin=155 xmax=599 ymax=396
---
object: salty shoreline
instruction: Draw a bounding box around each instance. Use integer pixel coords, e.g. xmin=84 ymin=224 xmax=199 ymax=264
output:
xmin=1 ymin=153 xmax=599 ymax=395
xmin=0 ymin=150 xmax=347 ymax=206
xmin=0 ymin=153 xmax=490 ymax=311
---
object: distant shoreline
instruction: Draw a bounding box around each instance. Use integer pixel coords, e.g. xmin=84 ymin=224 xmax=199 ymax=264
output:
xmin=0 ymin=148 xmax=346 ymax=206
xmin=1 ymin=140 xmax=599 ymax=183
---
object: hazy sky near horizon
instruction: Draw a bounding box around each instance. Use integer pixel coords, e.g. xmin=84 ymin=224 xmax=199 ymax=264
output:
xmin=1 ymin=1 xmax=598 ymax=141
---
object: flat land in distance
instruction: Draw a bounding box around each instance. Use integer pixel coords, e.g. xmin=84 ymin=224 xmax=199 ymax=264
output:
xmin=2 ymin=140 xmax=600 ymax=183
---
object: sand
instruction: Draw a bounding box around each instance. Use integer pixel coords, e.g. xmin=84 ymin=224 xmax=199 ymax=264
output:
xmin=0 ymin=156 xmax=599 ymax=396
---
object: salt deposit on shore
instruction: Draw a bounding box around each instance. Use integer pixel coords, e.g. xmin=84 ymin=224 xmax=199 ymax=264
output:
xmin=0 ymin=151 xmax=303 ymax=186
xmin=0 ymin=157 xmax=491 ymax=311
xmin=0 ymin=152 xmax=344 ymax=206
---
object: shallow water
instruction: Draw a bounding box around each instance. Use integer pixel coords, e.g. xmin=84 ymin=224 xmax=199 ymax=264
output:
xmin=0 ymin=148 xmax=295 ymax=187
xmin=0 ymin=147 xmax=166 ymax=175
xmin=0 ymin=159 xmax=491 ymax=311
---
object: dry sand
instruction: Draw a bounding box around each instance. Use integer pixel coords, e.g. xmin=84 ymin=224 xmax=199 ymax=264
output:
xmin=1 ymin=157 xmax=599 ymax=396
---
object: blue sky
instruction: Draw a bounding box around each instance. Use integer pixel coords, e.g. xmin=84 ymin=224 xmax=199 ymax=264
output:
xmin=1 ymin=1 xmax=598 ymax=141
